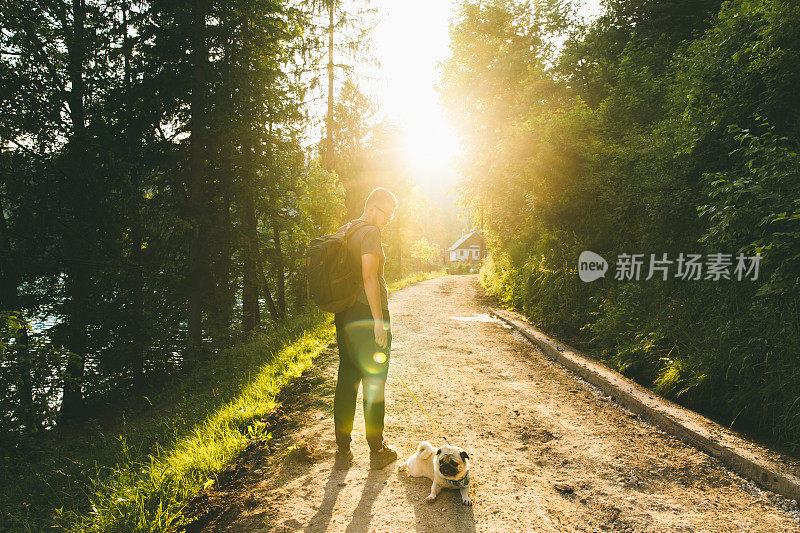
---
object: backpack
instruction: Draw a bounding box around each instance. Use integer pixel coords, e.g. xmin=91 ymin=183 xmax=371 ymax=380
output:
xmin=305 ymin=219 xmax=373 ymax=313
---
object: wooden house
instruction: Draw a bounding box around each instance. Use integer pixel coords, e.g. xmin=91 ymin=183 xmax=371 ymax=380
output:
xmin=445 ymin=230 xmax=484 ymax=263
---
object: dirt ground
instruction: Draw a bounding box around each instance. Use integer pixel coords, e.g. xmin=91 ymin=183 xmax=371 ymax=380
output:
xmin=181 ymin=274 xmax=800 ymax=532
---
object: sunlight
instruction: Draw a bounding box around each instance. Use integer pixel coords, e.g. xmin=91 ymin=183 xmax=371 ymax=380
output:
xmin=364 ymin=0 xmax=604 ymax=184
xmin=368 ymin=0 xmax=460 ymax=181
xmin=401 ymin=113 xmax=460 ymax=171
xmin=364 ymin=0 xmax=600 ymax=183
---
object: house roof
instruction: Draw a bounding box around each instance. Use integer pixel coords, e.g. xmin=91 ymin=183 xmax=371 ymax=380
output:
xmin=446 ymin=230 xmax=482 ymax=251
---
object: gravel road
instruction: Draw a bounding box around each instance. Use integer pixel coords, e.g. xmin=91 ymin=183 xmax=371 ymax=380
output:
xmin=187 ymin=274 xmax=799 ymax=532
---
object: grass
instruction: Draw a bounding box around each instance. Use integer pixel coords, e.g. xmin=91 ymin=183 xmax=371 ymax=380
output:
xmin=2 ymin=269 xmax=446 ymax=533
xmin=388 ymin=268 xmax=446 ymax=292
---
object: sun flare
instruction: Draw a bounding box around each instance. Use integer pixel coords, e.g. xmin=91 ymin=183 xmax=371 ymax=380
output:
xmin=401 ymin=113 xmax=460 ymax=171
xmin=367 ymin=0 xmax=462 ymax=181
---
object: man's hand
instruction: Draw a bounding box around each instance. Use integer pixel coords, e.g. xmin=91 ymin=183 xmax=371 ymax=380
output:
xmin=374 ymin=319 xmax=389 ymax=349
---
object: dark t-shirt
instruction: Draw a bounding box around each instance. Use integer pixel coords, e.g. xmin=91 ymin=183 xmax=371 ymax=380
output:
xmin=338 ymin=219 xmax=388 ymax=310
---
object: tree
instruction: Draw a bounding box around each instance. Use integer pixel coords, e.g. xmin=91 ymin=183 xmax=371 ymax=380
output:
xmin=410 ymin=238 xmax=440 ymax=272
xmin=0 ymin=0 xmax=350 ymax=432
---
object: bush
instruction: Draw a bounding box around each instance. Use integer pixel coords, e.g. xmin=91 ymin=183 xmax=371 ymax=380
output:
xmin=446 ymin=260 xmax=479 ymax=275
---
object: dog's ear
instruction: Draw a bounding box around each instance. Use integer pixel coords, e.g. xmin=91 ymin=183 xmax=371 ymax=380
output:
xmin=436 ymin=448 xmax=442 ymax=455
xmin=460 ymin=451 xmax=469 ymax=461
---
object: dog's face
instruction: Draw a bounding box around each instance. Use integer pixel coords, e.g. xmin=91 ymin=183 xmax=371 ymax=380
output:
xmin=435 ymin=445 xmax=469 ymax=478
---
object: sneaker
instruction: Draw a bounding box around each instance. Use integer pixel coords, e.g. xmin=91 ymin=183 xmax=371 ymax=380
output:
xmin=334 ymin=448 xmax=353 ymax=470
xmin=369 ymin=443 xmax=398 ymax=470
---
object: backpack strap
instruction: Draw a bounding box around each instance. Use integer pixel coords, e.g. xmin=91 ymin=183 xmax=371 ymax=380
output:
xmin=343 ymin=219 xmax=376 ymax=243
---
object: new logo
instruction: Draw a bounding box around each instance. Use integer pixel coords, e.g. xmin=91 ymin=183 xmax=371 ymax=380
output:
xmin=578 ymin=251 xmax=608 ymax=282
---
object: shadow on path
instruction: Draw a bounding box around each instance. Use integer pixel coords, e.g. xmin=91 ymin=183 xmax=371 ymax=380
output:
xmin=303 ymin=467 xmax=349 ymax=532
xmin=344 ymin=468 xmax=393 ymax=532
xmin=400 ymin=469 xmax=477 ymax=532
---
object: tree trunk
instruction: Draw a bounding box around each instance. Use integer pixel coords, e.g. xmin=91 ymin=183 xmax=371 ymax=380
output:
xmin=186 ymin=0 xmax=209 ymax=368
xmin=219 ymin=168 xmax=234 ymax=338
xmin=17 ymin=324 xmax=36 ymax=432
xmin=241 ymin=190 xmax=260 ymax=331
xmin=325 ymin=0 xmax=334 ymax=170
xmin=0 ymin=177 xmax=38 ymax=432
xmin=122 ymin=1 xmax=147 ymax=393
xmin=0 ymin=168 xmax=14 ymax=308
xmin=61 ymin=268 xmax=90 ymax=421
xmin=0 ymin=182 xmax=35 ymax=431
xmin=255 ymin=231 xmax=279 ymax=322
xmin=130 ymin=204 xmax=146 ymax=391
xmin=259 ymin=266 xmax=279 ymax=322
xmin=208 ymin=147 xmax=234 ymax=341
xmin=240 ymin=99 xmax=261 ymax=331
xmin=397 ymin=236 xmax=403 ymax=278
xmin=272 ymin=224 xmax=286 ymax=319
xmin=479 ymin=205 xmax=485 ymax=260
xmin=60 ymin=0 xmax=90 ymax=422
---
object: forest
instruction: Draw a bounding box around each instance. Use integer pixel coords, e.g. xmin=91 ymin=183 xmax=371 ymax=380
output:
xmin=0 ymin=0 xmax=459 ymax=528
xmin=0 ymin=0 xmax=457 ymax=436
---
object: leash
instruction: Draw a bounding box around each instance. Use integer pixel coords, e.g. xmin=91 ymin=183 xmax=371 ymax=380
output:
xmin=391 ymin=366 xmax=448 ymax=443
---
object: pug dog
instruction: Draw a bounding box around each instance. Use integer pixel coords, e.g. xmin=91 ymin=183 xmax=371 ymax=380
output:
xmin=399 ymin=441 xmax=471 ymax=505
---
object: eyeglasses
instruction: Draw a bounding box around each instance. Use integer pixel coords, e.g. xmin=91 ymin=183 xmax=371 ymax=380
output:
xmin=374 ymin=205 xmax=395 ymax=223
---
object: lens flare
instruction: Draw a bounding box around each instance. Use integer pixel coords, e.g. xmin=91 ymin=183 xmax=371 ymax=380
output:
xmin=341 ymin=319 xmax=393 ymax=375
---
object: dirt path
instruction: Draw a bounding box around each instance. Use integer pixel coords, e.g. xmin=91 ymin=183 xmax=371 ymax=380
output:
xmin=185 ymin=274 xmax=799 ymax=532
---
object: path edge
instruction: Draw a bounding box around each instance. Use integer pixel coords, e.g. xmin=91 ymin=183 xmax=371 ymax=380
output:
xmin=486 ymin=305 xmax=800 ymax=502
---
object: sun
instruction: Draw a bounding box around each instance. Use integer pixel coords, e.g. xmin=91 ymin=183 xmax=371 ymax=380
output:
xmin=365 ymin=0 xmax=462 ymax=182
xmin=401 ymin=111 xmax=460 ymax=173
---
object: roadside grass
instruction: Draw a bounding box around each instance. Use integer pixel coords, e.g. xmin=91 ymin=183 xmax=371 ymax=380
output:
xmin=2 ymin=269 xmax=445 ymax=533
xmin=58 ymin=307 xmax=334 ymax=533
xmin=388 ymin=268 xmax=446 ymax=292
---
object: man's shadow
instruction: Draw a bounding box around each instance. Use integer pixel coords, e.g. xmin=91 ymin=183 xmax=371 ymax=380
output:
xmin=344 ymin=467 xmax=393 ymax=533
xmin=400 ymin=469 xmax=477 ymax=532
xmin=304 ymin=466 xmax=393 ymax=532
xmin=304 ymin=466 xmax=349 ymax=532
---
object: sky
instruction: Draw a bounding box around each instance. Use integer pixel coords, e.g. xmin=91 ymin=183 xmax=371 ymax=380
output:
xmin=368 ymin=0 xmax=461 ymax=173
xmin=362 ymin=0 xmax=605 ymax=189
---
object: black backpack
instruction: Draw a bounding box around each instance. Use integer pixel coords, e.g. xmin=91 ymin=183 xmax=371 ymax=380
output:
xmin=305 ymin=220 xmax=372 ymax=313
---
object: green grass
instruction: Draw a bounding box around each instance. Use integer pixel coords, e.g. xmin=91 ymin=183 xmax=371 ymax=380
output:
xmin=388 ymin=268 xmax=446 ymax=292
xmin=2 ymin=269 xmax=446 ymax=533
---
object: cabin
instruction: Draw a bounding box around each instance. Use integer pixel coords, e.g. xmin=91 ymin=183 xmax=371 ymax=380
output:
xmin=445 ymin=230 xmax=485 ymax=263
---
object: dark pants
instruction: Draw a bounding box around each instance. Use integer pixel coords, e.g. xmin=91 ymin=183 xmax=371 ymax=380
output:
xmin=333 ymin=300 xmax=391 ymax=452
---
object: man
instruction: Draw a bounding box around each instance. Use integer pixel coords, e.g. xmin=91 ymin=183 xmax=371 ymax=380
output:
xmin=333 ymin=187 xmax=398 ymax=470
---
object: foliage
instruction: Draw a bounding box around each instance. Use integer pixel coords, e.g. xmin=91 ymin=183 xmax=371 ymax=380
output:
xmin=0 ymin=0 xmax=348 ymax=434
xmin=409 ymin=237 xmax=441 ymax=270
xmin=698 ymin=120 xmax=800 ymax=296
xmin=447 ymin=260 xmax=479 ymax=275
xmin=443 ymin=0 xmax=800 ymax=451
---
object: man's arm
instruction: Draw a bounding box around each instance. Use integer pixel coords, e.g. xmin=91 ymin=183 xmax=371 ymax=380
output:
xmin=362 ymin=252 xmax=388 ymax=348
xmin=362 ymin=253 xmax=383 ymax=322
